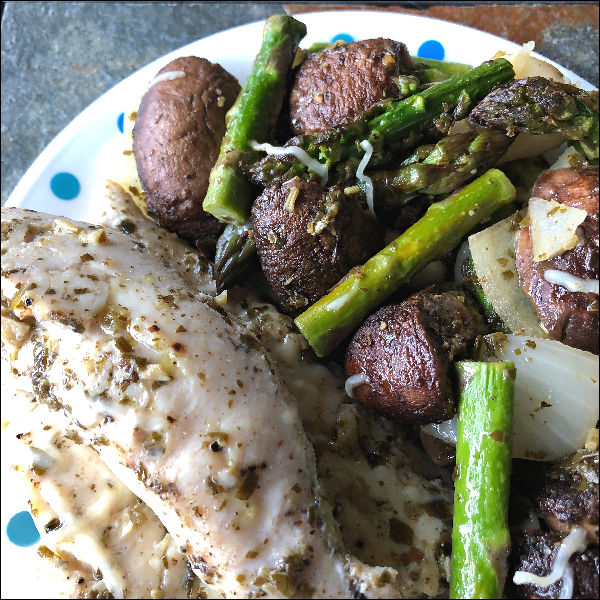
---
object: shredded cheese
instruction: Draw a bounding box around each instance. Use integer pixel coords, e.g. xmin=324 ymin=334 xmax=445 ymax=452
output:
xmin=250 ymin=141 xmax=328 ymax=185
xmin=344 ymin=373 xmax=370 ymax=399
xmin=356 ymin=140 xmax=375 ymax=215
xmin=559 ymin=566 xmax=574 ymax=599
xmin=543 ymin=269 xmax=599 ymax=295
xmin=513 ymin=527 xmax=588 ymax=593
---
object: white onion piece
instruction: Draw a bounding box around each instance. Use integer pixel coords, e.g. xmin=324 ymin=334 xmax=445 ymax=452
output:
xmin=468 ymin=213 xmax=550 ymax=338
xmin=498 ymin=132 xmax=566 ymax=165
xmin=528 ymin=196 xmax=586 ymax=262
xmin=549 ymin=146 xmax=587 ymax=170
xmin=250 ymin=141 xmax=328 ymax=185
xmin=356 ymin=140 xmax=375 ymax=215
xmin=513 ymin=527 xmax=587 ymax=589
xmin=497 ymin=41 xmax=568 ymax=82
xmin=407 ymin=260 xmax=447 ymax=291
xmin=483 ymin=334 xmax=599 ymax=460
xmin=423 ymin=335 xmax=599 ymax=461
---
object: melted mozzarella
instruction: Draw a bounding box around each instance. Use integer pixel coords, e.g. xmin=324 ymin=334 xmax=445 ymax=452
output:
xmin=356 ymin=140 xmax=375 ymax=215
xmin=513 ymin=527 xmax=588 ymax=592
xmin=250 ymin=140 xmax=328 ymax=185
xmin=344 ymin=373 xmax=370 ymax=399
xmin=543 ymin=269 xmax=599 ymax=294
xmin=149 ymin=70 xmax=186 ymax=87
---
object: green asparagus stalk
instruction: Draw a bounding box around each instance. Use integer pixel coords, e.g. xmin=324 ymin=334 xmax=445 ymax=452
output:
xmin=361 ymin=130 xmax=511 ymax=208
xmin=469 ymin=76 xmax=599 ymax=160
xmin=202 ymin=15 xmax=307 ymax=224
xmin=411 ymin=56 xmax=473 ymax=83
xmin=450 ymin=360 xmax=515 ymax=600
xmin=247 ymin=58 xmax=515 ymax=186
xmin=213 ymin=224 xmax=257 ymax=293
xmin=294 ymin=168 xmax=516 ymax=357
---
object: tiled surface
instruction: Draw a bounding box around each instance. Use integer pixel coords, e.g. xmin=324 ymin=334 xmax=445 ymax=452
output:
xmin=1 ymin=1 xmax=598 ymax=206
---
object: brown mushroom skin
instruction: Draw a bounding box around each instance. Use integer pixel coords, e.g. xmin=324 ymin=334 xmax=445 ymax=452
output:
xmin=344 ymin=286 xmax=485 ymax=424
xmin=419 ymin=430 xmax=456 ymax=467
xmin=251 ymin=180 xmax=382 ymax=315
xmin=289 ymin=38 xmax=416 ymax=134
xmin=507 ymin=452 xmax=599 ymax=599
xmin=133 ymin=57 xmax=241 ymax=249
xmin=515 ymin=166 xmax=599 ymax=354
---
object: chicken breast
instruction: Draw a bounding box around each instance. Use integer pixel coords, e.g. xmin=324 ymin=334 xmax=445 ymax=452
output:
xmin=97 ymin=183 xmax=454 ymax=596
xmin=2 ymin=395 xmax=213 ymax=599
xmin=1 ymin=206 xmax=394 ymax=598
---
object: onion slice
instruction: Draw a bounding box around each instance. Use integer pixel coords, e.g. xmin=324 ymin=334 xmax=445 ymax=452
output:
xmin=468 ymin=213 xmax=549 ymax=338
xmin=528 ymin=196 xmax=586 ymax=262
xmin=423 ymin=334 xmax=599 ymax=461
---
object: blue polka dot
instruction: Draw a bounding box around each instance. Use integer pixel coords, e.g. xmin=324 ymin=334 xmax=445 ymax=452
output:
xmin=417 ymin=40 xmax=445 ymax=61
xmin=331 ymin=33 xmax=354 ymax=44
xmin=7 ymin=511 xmax=40 ymax=547
xmin=117 ymin=112 xmax=125 ymax=134
xmin=50 ymin=172 xmax=80 ymax=200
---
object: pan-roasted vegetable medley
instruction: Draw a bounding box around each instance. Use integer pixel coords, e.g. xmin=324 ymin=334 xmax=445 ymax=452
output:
xmin=2 ymin=13 xmax=598 ymax=600
xmin=135 ymin=15 xmax=600 ymax=598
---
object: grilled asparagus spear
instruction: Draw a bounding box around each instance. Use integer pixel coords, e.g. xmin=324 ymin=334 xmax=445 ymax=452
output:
xmin=361 ymin=130 xmax=512 ymax=209
xmin=469 ymin=76 xmax=599 ymax=160
xmin=247 ymin=58 xmax=515 ymax=187
xmin=295 ymin=169 xmax=516 ymax=357
xmin=450 ymin=360 xmax=515 ymax=599
xmin=213 ymin=224 xmax=257 ymax=293
xmin=202 ymin=15 xmax=307 ymax=224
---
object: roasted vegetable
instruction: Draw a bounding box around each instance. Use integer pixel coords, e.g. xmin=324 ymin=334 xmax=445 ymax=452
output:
xmin=469 ymin=77 xmax=599 ymax=160
xmin=202 ymin=15 xmax=307 ymax=224
xmin=213 ymin=223 xmax=257 ymax=293
xmin=294 ymin=168 xmax=516 ymax=357
xmin=450 ymin=360 xmax=515 ymax=599
xmin=362 ymin=130 xmax=512 ymax=209
xmin=247 ymin=58 xmax=516 ymax=187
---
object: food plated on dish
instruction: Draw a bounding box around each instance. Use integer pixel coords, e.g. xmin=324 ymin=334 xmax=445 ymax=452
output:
xmin=1 ymin=10 xmax=598 ymax=599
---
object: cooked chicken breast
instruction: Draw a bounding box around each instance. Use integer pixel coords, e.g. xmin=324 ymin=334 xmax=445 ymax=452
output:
xmin=1 ymin=206 xmax=396 ymax=598
xmin=2 ymin=396 xmax=213 ymax=599
xmin=98 ymin=182 xmax=454 ymax=596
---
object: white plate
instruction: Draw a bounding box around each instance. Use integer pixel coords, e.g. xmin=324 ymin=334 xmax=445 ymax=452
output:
xmin=1 ymin=9 xmax=596 ymax=599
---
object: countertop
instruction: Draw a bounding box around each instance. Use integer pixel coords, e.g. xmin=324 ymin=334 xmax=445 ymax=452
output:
xmin=1 ymin=1 xmax=598 ymax=206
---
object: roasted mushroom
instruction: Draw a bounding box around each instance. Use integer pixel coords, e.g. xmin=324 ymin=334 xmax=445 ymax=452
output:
xmin=289 ymin=38 xmax=417 ymax=134
xmin=515 ymin=166 xmax=599 ymax=354
xmin=251 ymin=179 xmax=381 ymax=314
xmin=344 ymin=285 xmax=485 ymax=424
xmin=133 ymin=56 xmax=240 ymax=251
